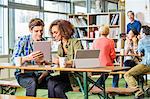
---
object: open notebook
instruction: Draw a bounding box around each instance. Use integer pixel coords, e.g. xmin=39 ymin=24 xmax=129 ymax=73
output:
xmin=73 ymin=49 xmax=101 ymax=68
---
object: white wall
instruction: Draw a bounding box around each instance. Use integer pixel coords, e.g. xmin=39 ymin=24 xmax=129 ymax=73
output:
xmin=125 ymin=0 xmax=150 ymax=28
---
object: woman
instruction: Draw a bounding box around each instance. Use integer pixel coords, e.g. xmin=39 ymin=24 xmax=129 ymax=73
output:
xmin=48 ymin=19 xmax=83 ymax=98
xmin=124 ymin=25 xmax=150 ymax=99
xmin=91 ymin=24 xmax=119 ymax=93
xmin=11 ymin=18 xmax=51 ymax=97
xmin=124 ymin=29 xmax=139 ymax=68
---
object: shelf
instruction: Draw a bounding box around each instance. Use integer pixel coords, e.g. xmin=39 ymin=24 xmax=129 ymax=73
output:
xmin=77 ymin=38 xmax=95 ymax=40
xmin=74 ymin=26 xmax=88 ymax=28
xmin=88 ymin=25 xmax=100 ymax=28
xmin=109 ymin=25 xmax=120 ymax=28
xmin=69 ymin=12 xmax=125 ymax=49
xmin=68 ymin=14 xmax=87 ymax=16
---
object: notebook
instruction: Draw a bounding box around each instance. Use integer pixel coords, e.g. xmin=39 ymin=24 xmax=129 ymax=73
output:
xmin=33 ymin=41 xmax=51 ymax=62
xmin=73 ymin=49 xmax=101 ymax=68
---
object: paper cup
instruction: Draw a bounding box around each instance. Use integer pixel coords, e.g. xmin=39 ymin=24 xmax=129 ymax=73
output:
xmin=15 ymin=57 xmax=22 ymax=67
xmin=120 ymin=49 xmax=125 ymax=55
xmin=59 ymin=57 xmax=66 ymax=68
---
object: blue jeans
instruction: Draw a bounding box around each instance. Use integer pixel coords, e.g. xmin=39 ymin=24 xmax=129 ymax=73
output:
xmin=17 ymin=73 xmax=50 ymax=97
xmin=96 ymin=73 xmax=119 ymax=88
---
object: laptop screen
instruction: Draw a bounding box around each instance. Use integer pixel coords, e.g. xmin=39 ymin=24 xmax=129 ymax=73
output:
xmin=75 ymin=49 xmax=100 ymax=59
xmin=73 ymin=49 xmax=100 ymax=68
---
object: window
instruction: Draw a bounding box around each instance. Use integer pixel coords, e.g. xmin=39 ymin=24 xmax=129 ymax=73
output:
xmin=44 ymin=1 xmax=70 ymax=13
xmin=0 ymin=7 xmax=3 ymax=53
xmin=108 ymin=2 xmax=118 ymax=12
xmin=14 ymin=9 xmax=39 ymax=39
xmin=9 ymin=0 xmax=39 ymax=5
xmin=71 ymin=0 xmax=86 ymax=14
xmin=1 ymin=0 xmax=71 ymax=54
xmin=0 ymin=7 xmax=8 ymax=54
xmin=44 ymin=13 xmax=67 ymax=37
xmin=0 ymin=0 xmax=7 ymax=5
xmin=0 ymin=0 xmax=2 ymax=4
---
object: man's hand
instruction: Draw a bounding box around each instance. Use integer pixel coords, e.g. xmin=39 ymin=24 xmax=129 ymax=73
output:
xmin=22 ymin=51 xmax=44 ymax=64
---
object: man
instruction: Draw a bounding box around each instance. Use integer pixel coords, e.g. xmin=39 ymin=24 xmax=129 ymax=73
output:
xmin=11 ymin=18 xmax=51 ymax=97
xmin=124 ymin=25 xmax=150 ymax=99
xmin=127 ymin=11 xmax=141 ymax=34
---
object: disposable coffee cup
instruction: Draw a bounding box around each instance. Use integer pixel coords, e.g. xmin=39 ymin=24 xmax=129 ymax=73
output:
xmin=120 ymin=49 xmax=125 ymax=55
xmin=15 ymin=57 xmax=22 ymax=67
xmin=59 ymin=57 xmax=66 ymax=68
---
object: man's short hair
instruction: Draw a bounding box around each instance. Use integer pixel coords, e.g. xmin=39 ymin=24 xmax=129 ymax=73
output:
xmin=142 ymin=25 xmax=150 ymax=35
xmin=127 ymin=10 xmax=134 ymax=16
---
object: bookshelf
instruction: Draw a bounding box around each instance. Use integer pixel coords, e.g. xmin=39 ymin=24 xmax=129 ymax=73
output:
xmin=68 ymin=12 xmax=125 ymax=49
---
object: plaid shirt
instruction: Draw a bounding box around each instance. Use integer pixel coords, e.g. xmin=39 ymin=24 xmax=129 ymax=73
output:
xmin=11 ymin=34 xmax=46 ymax=78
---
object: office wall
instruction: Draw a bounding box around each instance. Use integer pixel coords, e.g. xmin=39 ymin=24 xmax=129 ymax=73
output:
xmin=125 ymin=0 xmax=150 ymax=27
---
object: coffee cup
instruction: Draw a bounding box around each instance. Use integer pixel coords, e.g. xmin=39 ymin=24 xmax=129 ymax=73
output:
xmin=15 ymin=57 xmax=22 ymax=67
xmin=120 ymin=49 xmax=125 ymax=55
xmin=59 ymin=57 xmax=66 ymax=68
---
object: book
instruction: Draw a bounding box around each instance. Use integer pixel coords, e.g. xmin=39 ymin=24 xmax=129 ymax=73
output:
xmin=112 ymin=14 xmax=119 ymax=25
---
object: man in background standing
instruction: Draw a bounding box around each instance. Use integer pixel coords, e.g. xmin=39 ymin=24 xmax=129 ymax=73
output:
xmin=127 ymin=11 xmax=141 ymax=34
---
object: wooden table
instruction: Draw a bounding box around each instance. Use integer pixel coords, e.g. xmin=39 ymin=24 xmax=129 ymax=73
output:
xmin=0 ymin=94 xmax=57 ymax=99
xmin=0 ymin=63 xmax=130 ymax=99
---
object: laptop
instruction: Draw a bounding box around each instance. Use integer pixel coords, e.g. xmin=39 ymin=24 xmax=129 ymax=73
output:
xmin=33 ymin=41 xmax=52 ymax=63
xmin=73 ymin=49 xmax=101 ymax=68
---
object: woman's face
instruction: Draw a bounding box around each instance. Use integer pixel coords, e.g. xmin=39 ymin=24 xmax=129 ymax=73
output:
xmin=51 ymin=25 xmax=62 ymax=41
xmin=30 ymin=26 xmax=44 ymax=41
xmin=128 ymin=30 xmax=135 ymax=40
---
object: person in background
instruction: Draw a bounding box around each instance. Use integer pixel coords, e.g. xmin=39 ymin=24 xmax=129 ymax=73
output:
xmin=11 ymin=18 xmax=51 ymax=97
xmin=124 ymin=29 xmax=140 ymax=68
xmin=123 ymin=29 xmax=144 ymax=88
xmin=117 ymin=33 xmax=126 ymax=51
xmin=127 ymin=10 xmax=141 ymax=34
xmin=48 ymin=19 xmax=83 ymax=98
xmin=124 ymin=25 xmax=150 ymax=99
xmin=90 ymin=24 xmax=119 ymax=93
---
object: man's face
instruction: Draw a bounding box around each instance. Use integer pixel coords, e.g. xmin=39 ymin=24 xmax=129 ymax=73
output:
xmin=30 ymin=26 xmax=44 ymax=41
xmin=128 ymin=12 xmax=134 ymax=22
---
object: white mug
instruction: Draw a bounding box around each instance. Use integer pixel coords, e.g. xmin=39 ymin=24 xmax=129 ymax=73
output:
xmin=59 ymin=57 xmax=66 ymax=68
xmin=15 ymin=57 xmax=22 ymax=67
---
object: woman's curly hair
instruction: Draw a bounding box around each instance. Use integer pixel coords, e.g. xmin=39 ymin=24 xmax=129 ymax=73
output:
xmin=49 ymin=19 xmax=74 ymax=40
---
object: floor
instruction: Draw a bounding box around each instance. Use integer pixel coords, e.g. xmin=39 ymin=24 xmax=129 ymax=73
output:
xmin=14 ymin=77 xmax=150 ymax=99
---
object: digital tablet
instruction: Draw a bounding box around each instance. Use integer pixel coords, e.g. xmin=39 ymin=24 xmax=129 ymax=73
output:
xmin=33 ymin=41 xmax=51 ymax=62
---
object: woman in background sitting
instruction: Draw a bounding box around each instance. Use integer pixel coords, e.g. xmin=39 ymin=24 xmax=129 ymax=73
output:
xmin=124 ymin=29 xmax=140 ymax=68
xmin=91 ymin=24 xmax=119 ymax=93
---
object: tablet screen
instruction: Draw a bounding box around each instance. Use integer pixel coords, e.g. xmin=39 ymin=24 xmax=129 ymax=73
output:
xmin=33 ymin=41 xmax=51 ymax=62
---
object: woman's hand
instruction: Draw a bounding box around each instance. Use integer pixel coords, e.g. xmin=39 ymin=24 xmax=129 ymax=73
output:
xmin=52 ymin=57 xmax=59 ymax=65
xmin=132 ymin=37 xmax=138 ymax=45
xmin=65 ymin=60 xmax=73 ymax=68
